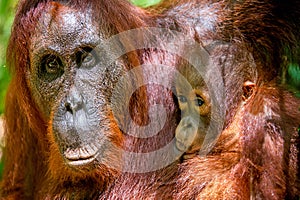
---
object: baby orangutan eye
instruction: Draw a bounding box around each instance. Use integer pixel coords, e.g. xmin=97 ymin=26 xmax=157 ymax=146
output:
xmin=194 ymin=96 xmax=204 ymax=107
xmin=178 ymin=95 xmax=188 ymax=103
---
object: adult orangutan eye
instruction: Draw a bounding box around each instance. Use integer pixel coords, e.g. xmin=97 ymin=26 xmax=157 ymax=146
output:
xmin=76 ymin=47 xmax=97 ymax=68
xmin=46 ymin=55 xmax=62 ymax=73
xmin=40 ymin=54 xmax=64 ymax=82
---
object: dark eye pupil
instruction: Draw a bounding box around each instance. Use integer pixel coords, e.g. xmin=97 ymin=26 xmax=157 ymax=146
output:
xmin=83 ymin=53 xmax=93 ymax=63
xmin=48 ymin=59 xmax=58 ymax=69
xmin=39 ymin=54 xmax=63 ymax=82
xmin=45 ymin=55 xmax=62 ymax=74
xmin=195 ymin=98 xmax=204 ymax=106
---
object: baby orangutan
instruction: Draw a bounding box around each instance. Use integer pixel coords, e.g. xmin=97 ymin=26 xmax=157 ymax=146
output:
xmin=174 ymin=65 xmax=211 ymax=159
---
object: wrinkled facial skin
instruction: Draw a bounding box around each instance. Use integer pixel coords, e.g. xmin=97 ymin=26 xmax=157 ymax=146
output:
xmin=28 ymin=4 xmax=124 ymax=169
xmin=175 ymin=66 xmax=211 ymax=157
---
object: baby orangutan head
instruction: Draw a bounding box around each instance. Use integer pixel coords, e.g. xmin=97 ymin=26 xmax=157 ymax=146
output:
xmin=174 ymin=65 xmax=211 ymax=159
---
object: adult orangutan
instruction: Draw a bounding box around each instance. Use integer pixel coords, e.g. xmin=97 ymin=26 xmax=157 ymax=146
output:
xmin=1 ymin=0 xmax=300 ymax=199
xmin=0 ymin=0 xmax=157 ymax=199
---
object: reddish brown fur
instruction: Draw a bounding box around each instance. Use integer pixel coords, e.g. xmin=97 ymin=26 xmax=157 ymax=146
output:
xmin=175 ymin=85 xmax=300 ymax=199
xmin=168 ymin=1 xmax=300 ymax=199
xmin=103 ymin=0 xmax=300 ymax=199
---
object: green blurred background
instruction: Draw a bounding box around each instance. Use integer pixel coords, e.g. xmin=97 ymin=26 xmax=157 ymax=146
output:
xmin=0 ymin=0 xmax=15 ymax=114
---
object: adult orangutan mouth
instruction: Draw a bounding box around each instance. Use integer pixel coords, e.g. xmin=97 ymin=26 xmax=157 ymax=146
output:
xmin=64 ymin=146 xmax=99 ymax=166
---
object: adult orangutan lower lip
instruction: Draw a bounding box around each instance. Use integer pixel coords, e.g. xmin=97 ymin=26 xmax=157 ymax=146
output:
xmin=67 ymin=153 xmax=99 ymax=166
xmin=64 ymin=147 xmax=99 ymax=166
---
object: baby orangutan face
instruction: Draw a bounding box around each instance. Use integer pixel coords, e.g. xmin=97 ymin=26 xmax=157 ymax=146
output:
xmin=175 ymin=66 xmax=211 ymax=158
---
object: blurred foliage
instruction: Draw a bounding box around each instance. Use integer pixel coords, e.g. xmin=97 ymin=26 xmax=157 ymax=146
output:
xmin=131 ymin=0 xmax=161 ymax=7
xmin=0 ymin=0 xmax=16 ymax=114
xmin=287 ymin=64 xmax=300 ymax=97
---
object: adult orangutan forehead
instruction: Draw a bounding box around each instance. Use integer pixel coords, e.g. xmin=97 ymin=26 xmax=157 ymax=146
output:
xmin=30 ymin=2 xmax=100 ymax=53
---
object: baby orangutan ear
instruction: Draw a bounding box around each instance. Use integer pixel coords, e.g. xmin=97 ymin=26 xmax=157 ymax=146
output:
xmin=242 ymin=81 xmax=256 ymax=101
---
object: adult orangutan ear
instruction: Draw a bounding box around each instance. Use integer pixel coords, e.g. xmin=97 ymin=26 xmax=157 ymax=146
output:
xmin=242 ymin=81 xmax=256 ymax=101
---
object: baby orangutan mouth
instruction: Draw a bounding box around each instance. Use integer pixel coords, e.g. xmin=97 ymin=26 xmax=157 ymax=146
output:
xmin=176 ymin=140 xmax=188 ymax=152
